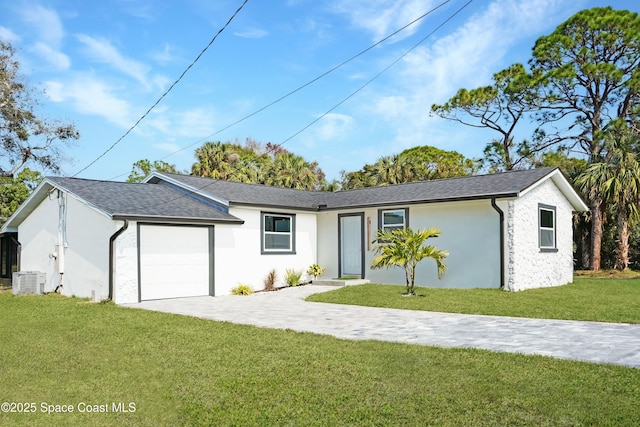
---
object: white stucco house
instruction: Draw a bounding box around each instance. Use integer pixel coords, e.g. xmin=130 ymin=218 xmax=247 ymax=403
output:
xmin=1 ymin=167 xmax=588 ymax=303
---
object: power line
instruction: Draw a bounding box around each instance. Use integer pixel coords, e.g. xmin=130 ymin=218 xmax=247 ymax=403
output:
xmin=156 ymin=0 xmax=454 ymax=160
xmin=60 ymin=0 xmax=474 ymax=216
xmin=102 ymin=0 xmax=477 ymax=214
xmin=271 ymin=0 xmax=475 ymax=152
xmin=71 ymin=0 xmax=250 ymax=177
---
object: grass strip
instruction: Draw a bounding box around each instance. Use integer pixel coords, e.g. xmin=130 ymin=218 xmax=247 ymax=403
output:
xmin=307 ymin=277 xmax=640 ymax=324
xmin=0 ymin=290 xmax=638 ymax=426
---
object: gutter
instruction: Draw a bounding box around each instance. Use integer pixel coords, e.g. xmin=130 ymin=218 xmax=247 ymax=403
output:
xmin=490 ymin=198 xmax=505 ymax=290
xmin=108 ymin=220 xmax=129 ymax=301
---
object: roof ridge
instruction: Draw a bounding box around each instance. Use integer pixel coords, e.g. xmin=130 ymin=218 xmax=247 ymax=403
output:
xmin=159 ymin=172 xmax=324 ymax=194
xmin=334 ymin=167 xmax=557 ymax=194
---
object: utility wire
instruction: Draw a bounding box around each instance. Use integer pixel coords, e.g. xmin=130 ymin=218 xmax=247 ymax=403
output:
xmin=71 ymin=0 xmax=250 ymax=177
xmin=270 ymin=0 xmax=474 ymax=152
xmin=101 ymin=0 xmax=476 ymax=213
xmin=157 ymin=0 xmax=454 ymax=160
xmin=61 ymin=0 xmax=473 ymax=216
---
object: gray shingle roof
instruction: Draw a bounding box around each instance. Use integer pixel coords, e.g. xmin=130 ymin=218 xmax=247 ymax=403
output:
xmin=155 ymin=167 xmax=560 ymax=210
xmin=3 ymin=167 xmax=581 ymax=234
xmin=153 ymin=173 xmax=324 ymax=210
xmin=48 ymin=177 xmax=243 ymax=223
xmin=323 ymin=167 xmax=558 ymax=209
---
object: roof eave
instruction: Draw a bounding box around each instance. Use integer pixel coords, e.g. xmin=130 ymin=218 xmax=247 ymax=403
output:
xmin=228 ymin=201 xmax=321 ymax=212
xmin=519 ymin=168 xmax=589 ymax=212
xmin=112 ymin=213 xmax=244 ymax=225
xmin=321 ymin=193 xmax=520 ymax=211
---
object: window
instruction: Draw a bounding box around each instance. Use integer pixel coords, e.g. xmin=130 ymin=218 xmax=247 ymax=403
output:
xmin=378 ymin=208 xmax=408 ymax=233
xmin=539 ymin=204 xmax=556 ymax=251
xmin=262 ymin=213 xmax=295 ymax=254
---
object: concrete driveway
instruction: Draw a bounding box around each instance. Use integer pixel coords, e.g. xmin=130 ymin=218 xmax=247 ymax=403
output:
xmin=124 ymin=285 xmax=640 ymax=369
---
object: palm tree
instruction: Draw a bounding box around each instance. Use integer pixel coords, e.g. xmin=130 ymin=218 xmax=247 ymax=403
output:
xmin=576 ymin=128 xmax=640 ymax=270
xmin=192 ymin=141 xmax=239 ymax=179
xmin=371 ymin=227 xmax=448 ymax=295
xmin=265 ymin=153 xmax=318 ymax=190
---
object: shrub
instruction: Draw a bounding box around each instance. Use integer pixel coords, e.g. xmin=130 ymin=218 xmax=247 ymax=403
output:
xmin=231 ymin=284 xmax=254 ymax=295
xmin=285 ymin=269 xmax=303 ymax=287
xmin=263 ymin=269 xmax=277 ymax=292
xmin=307 ymin=264 xmax=325 ymax=280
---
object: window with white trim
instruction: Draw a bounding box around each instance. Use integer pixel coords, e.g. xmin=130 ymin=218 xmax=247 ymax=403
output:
xmin=262 ymin=213 xmax=295 ymax=254
xmin=379 ymin=209 xmax=408 ymax=233
xmin=539 ymin=204 xmax=556 ymax=251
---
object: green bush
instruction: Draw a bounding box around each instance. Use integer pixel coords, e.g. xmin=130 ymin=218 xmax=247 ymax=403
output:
xmin=285 ymin=269 xmax=303 ymax=287
xmin=231 ymin=284 xmax=254 ymax=295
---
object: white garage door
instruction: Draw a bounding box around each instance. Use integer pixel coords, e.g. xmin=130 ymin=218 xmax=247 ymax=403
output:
xmin=139 ymin=225 xmax=211 ymax=300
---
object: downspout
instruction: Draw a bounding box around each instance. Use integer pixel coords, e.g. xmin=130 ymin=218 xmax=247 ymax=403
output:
xmin=490 ymin=198 xmax=505 ymax=290
xmin=108 ymin=220 xmax=129 ymax=302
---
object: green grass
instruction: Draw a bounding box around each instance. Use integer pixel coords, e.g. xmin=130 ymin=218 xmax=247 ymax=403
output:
xmin=1 ymin=291 xmax=639 ymax=426
xmin=307 ymin=277 xmax=640 ymax=324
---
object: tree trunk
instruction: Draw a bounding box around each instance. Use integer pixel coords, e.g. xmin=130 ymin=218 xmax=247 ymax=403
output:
xmin=590 ymin=201 xmax=604 ymax=271
xmin=615 ymin=207 xmax=630 ymax=270
xmin=404 ymin=268 xmax=411 ymax=294
xmin=580 ymin=226 xmax=590 ymax=270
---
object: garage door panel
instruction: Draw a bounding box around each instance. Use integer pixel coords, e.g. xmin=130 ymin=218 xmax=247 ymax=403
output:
xmin=139 ymin=225 xmax=211 ymax=300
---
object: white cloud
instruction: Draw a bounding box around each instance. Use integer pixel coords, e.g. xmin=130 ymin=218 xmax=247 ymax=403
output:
xmin=45 ymin=75 xmax=134 ymax=128
xmin=150 ymin=44 xmax=178 ymax=65
xmin=18 ymin=5 xmax=65 ymax=45
xmin=31 ymin=42 xmax=70 ymax=70
xmin=153 ymin=142 xmax=182 ymax=153
xmin=331 ymin=0 xmax=434 ymax=41
xmin=314 ymin=113 xmax=354 ymax=140
xmin=0 ymin=26 xmax=20 ymax=43
xmin=234 ymin=28 xmax=269 ymax=39
xmin=143 ymin=106 xmax=218 ymax=139
xmin=118 ymin=0 xmax=157 ymax=21
xmin=360 ymin=0 xmax=577 ymax=154
xmin=75 ymin=34 xmax=152 ymax=88
xmin=16 ymin=5 xmax=70 ymax=70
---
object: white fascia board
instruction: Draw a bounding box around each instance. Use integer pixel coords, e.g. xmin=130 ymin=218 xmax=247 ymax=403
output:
xmin=518 ymin=169 xmax=589 ymax=212
xmin=144 ymin=172 xmax=230 ymax=207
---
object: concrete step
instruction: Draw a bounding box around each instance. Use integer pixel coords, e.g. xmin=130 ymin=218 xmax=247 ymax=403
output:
xmin=312 ymin=278 xmax=370 ymax=287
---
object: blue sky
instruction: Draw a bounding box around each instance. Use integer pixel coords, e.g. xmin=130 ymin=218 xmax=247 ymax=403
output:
xmin=1 ymin=0 xmax=638 ymax=181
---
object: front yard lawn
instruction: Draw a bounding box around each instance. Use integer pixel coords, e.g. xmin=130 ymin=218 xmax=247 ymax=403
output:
xmin=307 ymin=277 xmax=640 ymax=324
xmin=1 ymin=290 xmax=639 ymax=426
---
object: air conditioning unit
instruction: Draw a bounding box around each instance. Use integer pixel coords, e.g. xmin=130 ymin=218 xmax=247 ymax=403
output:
xmin=12 ymin=272 xmax=46 ymax=295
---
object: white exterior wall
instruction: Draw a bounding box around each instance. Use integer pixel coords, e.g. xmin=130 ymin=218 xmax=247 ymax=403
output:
xmin=317 ymin=212 xmax=339 ymax=279
xmin=112 ymin=222 xmax=139 ymax=304
xmin=317 ymin=200 xmax=501 ymax=288
xmin=506 ymin=179 xmax=575 ymax=291
xmin=214 ymin=206 xmax=317 ymax=295
xmin=19 ymin=192 xmax=115 ymax=299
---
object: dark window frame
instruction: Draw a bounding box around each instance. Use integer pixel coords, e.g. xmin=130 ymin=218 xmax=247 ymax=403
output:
xmin=377 ymin=208 xmax=409 ymax=233
xmin=538 ymin=204 xmax=557 ymax=252
xmin=261 ymin=212 xmax=296 ymax=255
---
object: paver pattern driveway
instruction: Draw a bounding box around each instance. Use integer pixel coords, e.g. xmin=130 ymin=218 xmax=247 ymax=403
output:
xmin=126 ymin=285 xmax=640 ymax=368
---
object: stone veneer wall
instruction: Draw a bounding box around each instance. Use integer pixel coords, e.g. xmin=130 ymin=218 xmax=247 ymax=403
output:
xmin=505 ymin=179 xmax=575 ymax=291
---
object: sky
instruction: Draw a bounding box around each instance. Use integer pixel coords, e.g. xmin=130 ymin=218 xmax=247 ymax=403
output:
xmin=1 ymin=0 xmax=639 ymax=182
